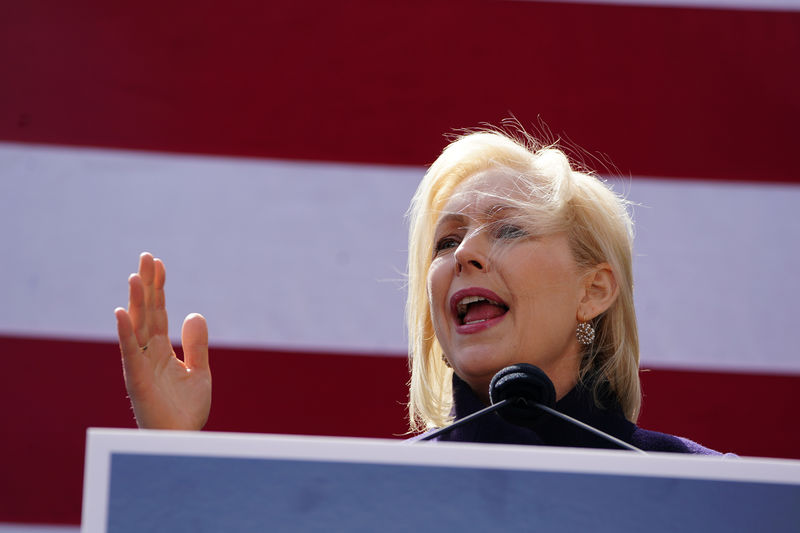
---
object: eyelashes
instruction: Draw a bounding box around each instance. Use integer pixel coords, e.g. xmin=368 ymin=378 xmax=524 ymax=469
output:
xmin=434 ymin=236 xmax=460 ymax=254
xmin=494 ymin=223 xmax=528 ymax=240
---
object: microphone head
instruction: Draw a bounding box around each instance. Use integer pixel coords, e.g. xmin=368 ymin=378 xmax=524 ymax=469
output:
xmin=489 ymin=364 xmax=556 ymax=426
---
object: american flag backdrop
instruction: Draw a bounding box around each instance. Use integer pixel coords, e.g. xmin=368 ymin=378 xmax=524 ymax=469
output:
xmin=1 ymin=0 xmax=799 ymax=527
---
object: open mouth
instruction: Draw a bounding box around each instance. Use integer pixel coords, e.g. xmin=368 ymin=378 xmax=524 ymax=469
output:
xmin=453 ymin=292 xmax=509 ymax=326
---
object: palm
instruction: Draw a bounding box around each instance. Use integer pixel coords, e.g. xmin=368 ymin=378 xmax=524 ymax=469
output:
xmin=115 ymin=253 xmax=211 ymax=430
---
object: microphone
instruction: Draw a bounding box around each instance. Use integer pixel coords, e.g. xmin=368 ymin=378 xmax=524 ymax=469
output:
xmin=490 ymin=364 xmax=645 ymax=453
xmin=420 ymin=364 xmax=645 ymax=453
xmin=488 ymin=364 xmax=556 ymax=426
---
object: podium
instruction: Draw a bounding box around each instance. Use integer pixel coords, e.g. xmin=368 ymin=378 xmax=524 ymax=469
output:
xmin=82 ymin=428 xmax=800 ymax=532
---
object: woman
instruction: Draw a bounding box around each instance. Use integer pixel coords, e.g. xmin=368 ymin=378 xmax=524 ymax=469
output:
xmin=115 ymin=128 xmax=722 ymax=453
xmin=405 ymin=130 xmax=719 ymax=453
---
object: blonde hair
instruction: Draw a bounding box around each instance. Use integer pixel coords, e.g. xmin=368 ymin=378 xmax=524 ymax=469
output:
xmin=406 ymin=130 xmax=640 ymax=432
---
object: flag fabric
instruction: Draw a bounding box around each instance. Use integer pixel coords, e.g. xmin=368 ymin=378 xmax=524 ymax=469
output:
xmin=1 ymin=0 xmax=799 ymax=526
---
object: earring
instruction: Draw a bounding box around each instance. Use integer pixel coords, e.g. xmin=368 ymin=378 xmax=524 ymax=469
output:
xmin=576 ymin=321 xmax=595 ymax=345
xmin=441 ymin=353 xmax=452 ymax=368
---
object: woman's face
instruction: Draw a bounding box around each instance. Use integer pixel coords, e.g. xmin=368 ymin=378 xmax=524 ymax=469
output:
xmin=427 ymin=168 xmax=586 ymax=403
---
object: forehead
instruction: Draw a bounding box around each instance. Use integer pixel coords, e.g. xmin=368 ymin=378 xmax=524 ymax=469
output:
xmin=440 ymin=167 xmax=527 ymax=215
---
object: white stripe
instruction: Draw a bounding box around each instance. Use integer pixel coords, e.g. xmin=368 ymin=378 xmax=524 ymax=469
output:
xmin=622 ymin=176 xmax=800 ymax=373
xmin=0 ymin=142 xmax=418 ymax=355
xmin=2 ymin=143 xmax=798 ymax=372
xmin=509 ymin=0 xmax=800 ymax=12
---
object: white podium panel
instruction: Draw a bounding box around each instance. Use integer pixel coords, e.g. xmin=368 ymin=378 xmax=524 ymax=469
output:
xmin=82 ymin=429 xmax=800 ymax=533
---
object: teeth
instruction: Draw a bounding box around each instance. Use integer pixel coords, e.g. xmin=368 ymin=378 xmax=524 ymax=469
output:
xmin=464 ymin=318 xmax=488 ymax=325
xmin=456 ymin=295 xmax=488 ymax=316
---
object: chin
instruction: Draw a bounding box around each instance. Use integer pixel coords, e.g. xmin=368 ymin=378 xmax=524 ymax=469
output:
xmin=452 ymin=353 xmax=511 ymax=388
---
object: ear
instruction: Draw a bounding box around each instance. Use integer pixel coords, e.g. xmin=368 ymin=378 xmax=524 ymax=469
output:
xmin=578 ymin=263 xmax=619 ymax=321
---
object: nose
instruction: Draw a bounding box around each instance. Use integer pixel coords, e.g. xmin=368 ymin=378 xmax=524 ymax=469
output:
xmin=454 ymin=231 xmax=487 ymax=274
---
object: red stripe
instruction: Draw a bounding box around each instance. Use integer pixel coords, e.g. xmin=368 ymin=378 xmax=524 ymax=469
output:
xmin=637 ymin=367 xmax=799 ymax=458
xmin=0 ymin=335 xmax=409 ymax=525
xmin=1 ymin=1 xmax=798 ymax=182
xmin=2 ymin=335 xmax=798 ymax=524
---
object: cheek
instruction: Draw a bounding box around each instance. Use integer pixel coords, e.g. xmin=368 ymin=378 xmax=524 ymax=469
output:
xmin=505 ymin=256 xmax=583 ymax=326
xmin=426 ymin=261 xmax=450 ymax=324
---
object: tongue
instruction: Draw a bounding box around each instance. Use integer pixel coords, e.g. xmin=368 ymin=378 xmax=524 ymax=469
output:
xmin=463 ymin=302 xmax=507 ymax=324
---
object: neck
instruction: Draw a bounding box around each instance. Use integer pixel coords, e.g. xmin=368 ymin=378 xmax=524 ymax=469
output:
xmin=466 ymin=352 xmax=582 ymax=406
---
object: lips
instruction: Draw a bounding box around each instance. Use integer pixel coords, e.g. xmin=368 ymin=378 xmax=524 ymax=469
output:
xmin=450 ymin=288 xmax=509 ymax=332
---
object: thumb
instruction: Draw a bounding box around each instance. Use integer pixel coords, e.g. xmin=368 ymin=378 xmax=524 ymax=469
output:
xmin=181 ymin=313 xmax=209 ymax=371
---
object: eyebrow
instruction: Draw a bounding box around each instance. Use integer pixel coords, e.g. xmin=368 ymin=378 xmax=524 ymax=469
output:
xmin=485 ymin=204 xmax=520 ymax=218
xmin=434 ymin=204 xmax=520 ymax=229
xmin=433 ymin=212 xmax=468 ymax=232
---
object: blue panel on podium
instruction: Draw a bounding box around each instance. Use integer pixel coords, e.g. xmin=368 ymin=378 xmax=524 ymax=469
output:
xmin=82 ymin=429 xmax=800 ymax=533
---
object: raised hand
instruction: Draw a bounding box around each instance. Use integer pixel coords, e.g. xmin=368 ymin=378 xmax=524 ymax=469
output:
xmin=114 ymin=252 xmax=211 ymax=430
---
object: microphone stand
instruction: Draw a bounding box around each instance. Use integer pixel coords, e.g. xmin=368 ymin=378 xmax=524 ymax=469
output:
xmin=419 ymin=397 xmax=646 ymax=453
xmin=418 ymin=399 xmax=514 ymax=441
xmin=531 ymin=401 xmax=646 ymax=454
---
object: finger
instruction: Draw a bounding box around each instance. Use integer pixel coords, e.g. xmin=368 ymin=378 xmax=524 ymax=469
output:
xmin=181 ymin=313 xmax=209 ymax=372
xmin=138 ymin=251 xmax=156 ymax=312
xmin=153 ymin=257 xmax=166 ymax=294
xmin=127 ymin=273 xmax=149 ymax=346
xmin=115 ymin=307 xmax=142 ymax=372
xmin=148 ymin=257 xmax=168 ymax=336
xmin=138 ymin=252 xmax=155 ymax=286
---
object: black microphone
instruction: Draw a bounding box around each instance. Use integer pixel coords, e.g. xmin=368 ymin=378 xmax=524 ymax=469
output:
xmin=420 ymin=364 xmax=645 ymax=453
xmin=490 ymin=364 xmax=645 ymax=453
xmin=488 ymin=364 xmax=556 ymax=426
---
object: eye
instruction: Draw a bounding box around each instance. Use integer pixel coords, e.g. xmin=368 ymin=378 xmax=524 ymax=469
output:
xmin=494 ymin=224 xmax=527 ymax=239
xmin=433 ymin=235 xmax=460 ymax=255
